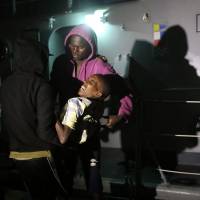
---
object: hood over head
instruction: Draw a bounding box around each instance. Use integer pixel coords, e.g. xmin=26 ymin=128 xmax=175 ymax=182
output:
xmin=13 ymin=38 xmax=48 ymax=76
xmin=64 ymin=24 xmax=97 ymax=60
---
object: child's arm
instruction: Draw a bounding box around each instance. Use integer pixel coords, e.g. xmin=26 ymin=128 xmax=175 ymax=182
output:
xmin=55 ymin=121 xmax=72 ymax=144
xmin=55 ymin=97 xmax=91 ymax=144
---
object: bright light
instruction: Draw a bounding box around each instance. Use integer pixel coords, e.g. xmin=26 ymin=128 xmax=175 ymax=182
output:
xmin=85 ymin=9 xmax=108 ymax=34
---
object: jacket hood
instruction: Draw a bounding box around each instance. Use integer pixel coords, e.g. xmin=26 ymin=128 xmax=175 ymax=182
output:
xmin=13 ymin=38 xmax=48 ymax=75
xmin=64 ymin=24 xmax=97 ymax=61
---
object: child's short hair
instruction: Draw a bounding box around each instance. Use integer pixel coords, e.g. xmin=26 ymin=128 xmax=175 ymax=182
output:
xmin=95 ymin=74 xmax=111 ymax=100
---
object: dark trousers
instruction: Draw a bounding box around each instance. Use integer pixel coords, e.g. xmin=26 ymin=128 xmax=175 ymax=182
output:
xmin=14 ymin=157 xmax=67 ymax=200
xmin=57 ymin=143 xmax=103 ymax=195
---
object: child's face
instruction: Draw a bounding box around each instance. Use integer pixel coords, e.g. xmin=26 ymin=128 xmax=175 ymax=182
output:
xmin=78 ymin=75 xmax=103 ymax=99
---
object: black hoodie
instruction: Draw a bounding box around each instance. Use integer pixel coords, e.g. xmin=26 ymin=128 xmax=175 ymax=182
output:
xmin=1 ymin=38 xmax=59 ymax=152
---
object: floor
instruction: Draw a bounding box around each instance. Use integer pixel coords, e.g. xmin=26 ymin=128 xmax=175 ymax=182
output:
xmin=1 ymin=148 xmax=200 ymax=200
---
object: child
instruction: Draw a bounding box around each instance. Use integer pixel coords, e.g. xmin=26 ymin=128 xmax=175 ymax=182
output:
xmin=55 ymin=74 xmax=110 ymax=144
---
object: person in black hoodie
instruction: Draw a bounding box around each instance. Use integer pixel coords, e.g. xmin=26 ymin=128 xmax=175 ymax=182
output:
xmin=0 ymin=38 xmax=66 ymax=200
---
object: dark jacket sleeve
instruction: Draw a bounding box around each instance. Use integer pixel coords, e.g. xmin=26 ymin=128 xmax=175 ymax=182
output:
xmin=36 ymin=82 xmax=60 ymax=145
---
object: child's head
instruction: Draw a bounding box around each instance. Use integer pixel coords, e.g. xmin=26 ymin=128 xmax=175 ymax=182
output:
xmin=78 ymin=74 xmax=110 ymax=100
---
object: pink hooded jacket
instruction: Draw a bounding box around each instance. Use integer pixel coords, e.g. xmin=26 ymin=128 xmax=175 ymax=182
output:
xmin=64 ymin=24 xmax=133 ymax=119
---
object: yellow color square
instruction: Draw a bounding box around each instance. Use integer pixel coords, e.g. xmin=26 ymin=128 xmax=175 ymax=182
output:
xmin=153 ymin=23 xmax=160 ymax=32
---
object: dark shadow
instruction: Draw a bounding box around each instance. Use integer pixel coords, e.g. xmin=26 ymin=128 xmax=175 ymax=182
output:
xmin=146 ymin=25 xmax=200 ymax=157
xmin=151 ymin=25 xmax=200 ymax=89
xmin=123 ymin=25 xmax=200 ymax=199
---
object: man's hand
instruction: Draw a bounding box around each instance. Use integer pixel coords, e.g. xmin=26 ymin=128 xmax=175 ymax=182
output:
xmin=106 ymin=115 xmax=123 ymax=129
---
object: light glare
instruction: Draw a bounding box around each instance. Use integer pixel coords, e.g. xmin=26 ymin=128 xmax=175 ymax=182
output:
xmin=84 ymin=9 xmax=108 ymax=34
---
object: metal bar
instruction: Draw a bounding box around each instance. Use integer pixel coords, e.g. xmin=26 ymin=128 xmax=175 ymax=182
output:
xmin=158 ymin=169 xmax=200 ymax=176
xmin=144 ymin=99 xmax=200 ymax=103
xmin=150 ymin=134 xmax=200 ymax=138
xmin=11 ymin=0 xmax=16 ymax=16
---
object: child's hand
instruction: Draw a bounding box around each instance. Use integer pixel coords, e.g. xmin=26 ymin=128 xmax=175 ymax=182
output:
xmin=55 ymin=121 xmax=61 ymax=132
xmin=55 ymin=120 xmax=59 ymax=127
xmin=55 ymin=121 xmax=72 ymax=144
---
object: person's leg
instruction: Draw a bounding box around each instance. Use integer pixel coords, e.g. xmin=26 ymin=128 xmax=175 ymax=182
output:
xmin=47 ymin=156 xmax=69 ymax=199
xmin=61 ymin=146 xmax=79 ymax=196
xmin=14 ymin=157 xmax=65 ymax=200
xmin=79 ymin=144 xmax=103 ymax=200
